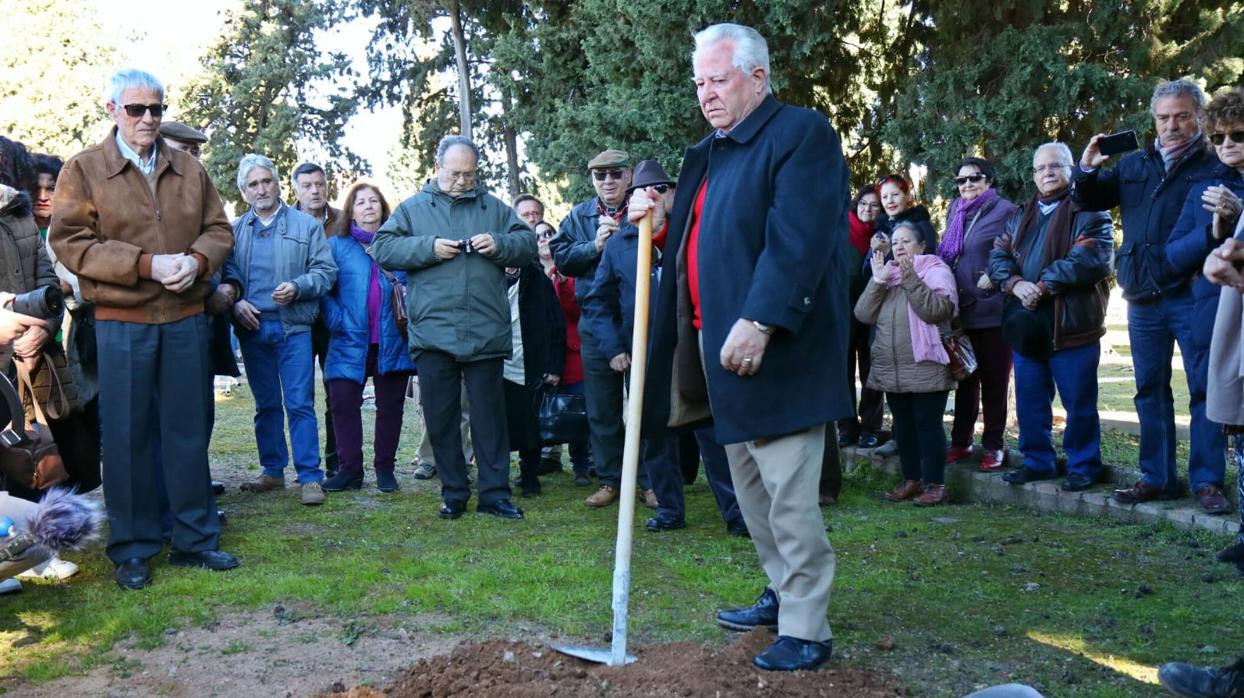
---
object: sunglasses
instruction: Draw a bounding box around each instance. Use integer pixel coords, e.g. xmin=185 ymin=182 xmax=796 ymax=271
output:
xmin=651 ymin=184 xmax=670 ymax=193
xmin=592 ymin=169 xmax=627 ymax=181
xmin=1210 ymin=131 xmax=1244 ymax=146
xmin=537 ymin=229 xmax=554 ymax=239
xmin=121 ymin=103 xmax=167 ymax=118
xmin=954 ymin=173 xmax=989 ymax=186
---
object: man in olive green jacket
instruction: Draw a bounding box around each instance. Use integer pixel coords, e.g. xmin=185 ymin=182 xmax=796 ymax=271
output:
xmin=372 ymin=135 xmax=536 ymax=521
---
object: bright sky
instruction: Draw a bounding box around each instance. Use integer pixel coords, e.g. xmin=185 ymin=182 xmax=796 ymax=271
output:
xmin=87 ymin=0 xmax=403 ymax=196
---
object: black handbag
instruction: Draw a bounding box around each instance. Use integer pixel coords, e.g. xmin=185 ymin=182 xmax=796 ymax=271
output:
xmin=535 ymin=385 xmax=588 ymax=446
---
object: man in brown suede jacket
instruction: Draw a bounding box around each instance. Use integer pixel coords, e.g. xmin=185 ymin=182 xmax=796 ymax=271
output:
xmin=49 ymin=68 xmax=237 ymax=590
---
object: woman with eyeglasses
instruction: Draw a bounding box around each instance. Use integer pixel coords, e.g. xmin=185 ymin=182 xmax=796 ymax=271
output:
xmin=321 ymin=182 xmax=415 ymax=493
xmin=839 ymin=186 xmax=886 ymax=450
xmin=1162 ymin=86 xmax=1244 ymax=522
xmin=936 ymin=158 xmax=1018 ymax=473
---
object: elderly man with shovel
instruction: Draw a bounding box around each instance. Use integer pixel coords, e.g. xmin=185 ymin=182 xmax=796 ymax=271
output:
xmin=631 ymin=23 xmax=852 ymax=671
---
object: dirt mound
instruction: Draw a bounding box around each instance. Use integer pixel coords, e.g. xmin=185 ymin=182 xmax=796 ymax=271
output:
xmin=329 ymin=629 xmax=908 ymax=697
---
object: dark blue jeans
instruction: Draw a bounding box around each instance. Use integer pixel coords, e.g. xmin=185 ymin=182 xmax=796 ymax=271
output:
xmin=98 ymin=315 xmax=219 ymax=563
xmin=1128 ymin=292 xmax=1224 ymax=492
xmin=692 ymin=426 xmax=745 ymax=529
xmin=1013 ymin=342 xmax=1102 ymax=477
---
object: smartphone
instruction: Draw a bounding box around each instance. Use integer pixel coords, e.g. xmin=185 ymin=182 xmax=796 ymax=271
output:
xmin=1098 ymin=130 xmax=1140 ymax=157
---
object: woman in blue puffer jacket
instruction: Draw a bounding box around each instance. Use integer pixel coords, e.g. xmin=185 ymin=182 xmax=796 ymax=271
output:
xmin=321 ymin=183 xmax=415 ymax=493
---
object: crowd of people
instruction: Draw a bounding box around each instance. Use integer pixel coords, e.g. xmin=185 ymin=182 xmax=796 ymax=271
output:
xmin=0 ymin=20 xmax=1242 ymax=683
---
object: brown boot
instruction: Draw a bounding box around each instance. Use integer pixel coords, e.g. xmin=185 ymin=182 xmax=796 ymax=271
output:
xmin=641 ymin=489 xmax=659 ymax=509
xmin=884 ymin=479 xmax=923 ymax=502
xmin=240 ymin=474 xmax=285 ymax=493
xmin=913 ymin=484 xmax=946 ymax=507
xmin=585 ymin=485 xmax=619 ymax=508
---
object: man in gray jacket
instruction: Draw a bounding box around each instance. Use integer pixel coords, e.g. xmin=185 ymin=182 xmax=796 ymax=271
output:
xmin=372 ymin=135 xmax=537 ymax=521
xmin=222 ymin=154 xmax=336 ymax=506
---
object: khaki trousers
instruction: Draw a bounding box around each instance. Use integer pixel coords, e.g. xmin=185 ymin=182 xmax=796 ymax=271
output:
xmin=698 ymin=332 xmax=834 ymax=641
xmin=724 ymin=425 xmax=835 ymax=642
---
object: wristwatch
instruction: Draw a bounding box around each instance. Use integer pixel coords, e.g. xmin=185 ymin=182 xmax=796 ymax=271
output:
xmin=751 ymin=320 xmax=774 ymax=336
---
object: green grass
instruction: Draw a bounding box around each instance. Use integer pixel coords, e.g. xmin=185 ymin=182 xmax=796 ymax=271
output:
xmin=1 ymin=387 xmax=1238 ymax=696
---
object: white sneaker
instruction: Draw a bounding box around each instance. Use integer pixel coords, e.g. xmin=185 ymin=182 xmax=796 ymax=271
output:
xmin=0 ymin=578 xmax=22 ymax=594
xmin=17 ymin=556 xmax=79 ymax=581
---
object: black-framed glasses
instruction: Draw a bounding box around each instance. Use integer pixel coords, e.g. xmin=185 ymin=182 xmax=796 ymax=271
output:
xmin=1210 ymin=131 xmax=1244 ymax=146
xmin=121 ymin=103 xmax=166 ymax=118
xmin=537 ymin=228 xmax=554 ymax=239
xmin=954 ymin=173 xmax=989 ymax=186
xmin=592 ymin=168 xmax=627 ymax=181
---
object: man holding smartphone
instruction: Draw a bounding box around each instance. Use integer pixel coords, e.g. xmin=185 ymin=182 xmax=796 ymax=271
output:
xmin=1072 ymin=78 xmax=1226 ymax=512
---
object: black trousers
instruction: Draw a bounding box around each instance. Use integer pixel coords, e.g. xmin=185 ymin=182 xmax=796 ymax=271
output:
xmin=311 ymin=317 xmax=337 ymax=470
xmin=887 ymin=391 xmax=949 ymax=485
xmin=841 ymin=318 xmax=884 ymax=439
xmin=418 ymin=351 xmax=510 ymax=506
xmin=98 ymin=316 xmax=219 ymax=563
xmin=578 ymin=324 xmax=625 ymax=488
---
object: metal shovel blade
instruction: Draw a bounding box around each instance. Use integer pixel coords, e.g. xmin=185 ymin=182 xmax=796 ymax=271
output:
xmin=549 ymin=642 xmax=636 ymax=665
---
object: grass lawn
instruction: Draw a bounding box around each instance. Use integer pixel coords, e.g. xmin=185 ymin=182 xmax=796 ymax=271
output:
xmin=1 ymin=385 xmax=1239 ymax=697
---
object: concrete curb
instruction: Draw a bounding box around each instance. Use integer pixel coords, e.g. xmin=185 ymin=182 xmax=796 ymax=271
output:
xmin=843 ymin=445 xmax=1240 ymax=538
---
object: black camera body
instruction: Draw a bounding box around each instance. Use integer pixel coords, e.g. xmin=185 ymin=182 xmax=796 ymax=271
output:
xmin=6 ymin=286 xmax=64 ymax=320
xmin=457 ymin=239 xmax=476 ymax=254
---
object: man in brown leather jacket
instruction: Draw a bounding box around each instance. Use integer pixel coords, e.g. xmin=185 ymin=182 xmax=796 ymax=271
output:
xmin=49 ymin=68 xmax=237 ymax=590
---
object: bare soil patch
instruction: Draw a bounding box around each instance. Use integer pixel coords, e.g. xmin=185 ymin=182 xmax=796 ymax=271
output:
xmin=329 ymin=629 xmax=908 ymax=697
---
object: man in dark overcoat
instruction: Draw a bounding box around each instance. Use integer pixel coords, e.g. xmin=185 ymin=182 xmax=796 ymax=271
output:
xmin=631 ymin=23 xmax=852 ymax=671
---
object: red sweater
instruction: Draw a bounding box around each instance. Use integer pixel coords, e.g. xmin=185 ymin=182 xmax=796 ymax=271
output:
xmin=553 ymin=274 xmax=584 ymax=384
xmin=687 ymin=179 xmax=709 ymax=329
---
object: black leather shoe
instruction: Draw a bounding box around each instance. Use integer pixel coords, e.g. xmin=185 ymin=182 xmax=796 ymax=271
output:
xmin=323 ymin=469 xmax=364 ymax=492
xmin=168 ymin=549 xmax=239 ymax=571
xmin=857 ymin=433 xmax=879 ymax=449
xmin=727 ymin=520 xmax=751 ymax=538
xmin=753 ymin=636 xmax=833 ymax=671
xmin=217 ymin=510 xmax=228 ymax=526
xmin=376 ymin=470 xmax=400 ymax=493
xmin=1060 ymin=472 xmax=1100 ymax=492
xmin=1003 ymin=466 xmax=1056 ymax=485
xmin=438 ymin=500 xmax=466 ymax=520
xmin=211 ymin=480 xmax=225 ymax=495
xmin=115 ymin=557 xmax=151 ymax=590
xmin=645 ymin=512 xmax=686 ymax=532
xmin=477 ymin=499 xmax=524 ymax=519
xmin=1217 ymin=542 xmax=1244 ymax=564
xmin=717 ymin=587 xmax=779 ymax=631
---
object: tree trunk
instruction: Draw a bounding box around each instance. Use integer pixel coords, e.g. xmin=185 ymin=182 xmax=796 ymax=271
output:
xmin=447 ymin=0 xmax=472 ymax=139
xmin=502 ymin=86 xmax=520 ymax=199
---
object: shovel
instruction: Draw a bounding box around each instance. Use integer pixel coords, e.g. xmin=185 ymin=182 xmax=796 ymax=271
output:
xmin=550 ymin=208 xmax=654 ymax=667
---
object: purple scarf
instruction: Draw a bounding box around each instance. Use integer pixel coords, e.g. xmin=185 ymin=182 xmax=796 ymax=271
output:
xmin=937 ymin=188 xmax=998 ymax=263
xmin=350 ymin=223 xmax=376 ymax=246
xmin=350 ymin=223 xmax=382 ymax=344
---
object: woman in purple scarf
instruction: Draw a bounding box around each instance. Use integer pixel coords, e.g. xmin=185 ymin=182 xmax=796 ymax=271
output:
xmin=936 ymin=157 xmax=1017 ymax=472
xmin=321 ymin=183 xmax=415 ymax=493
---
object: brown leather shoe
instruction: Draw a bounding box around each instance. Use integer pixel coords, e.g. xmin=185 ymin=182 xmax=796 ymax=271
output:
xmin=1113 ymin=480 xmax=1172 ymax=504
xmin=240 ymin=474 xmax=285 ymax=493
xmin=585 ymin=485 xmax=620 ymax=508
xmin=1195 ymin=485 xmax=1232 ymax=515
xmin=884 ymin=479 xmax=923 ymax=502
xmin=913 ymin=484 xmax=946 ymax=507
xmin=641 ymin=489 xmax=659 ymax=509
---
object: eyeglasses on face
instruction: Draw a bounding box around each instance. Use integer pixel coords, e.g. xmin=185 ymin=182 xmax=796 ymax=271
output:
xmin=537 ymin=229 xmax=554 ymax=239
xmin=121 ymin=103 xmax=166 ymax=118
xmin=954 ymin=173 xmax=989 ymax=186
xmin=1032 ymin=163 xmax=1068 ymax=174
xmin=1210 ymin=131 xmax=1244 ymax=146
xmin=592 ymin=169 xmax=627 ymax=182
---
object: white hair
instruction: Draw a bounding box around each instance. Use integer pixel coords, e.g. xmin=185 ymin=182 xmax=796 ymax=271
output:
xmin=692 ymin=23 xmax=772 ymax=94
xmin=1032 ymin=142 xmax=1075 ymax=168
xmin=237 ymin=153 xmax=279 ymax=193
xmin=104 ymin=68 xmax=165 ymax=106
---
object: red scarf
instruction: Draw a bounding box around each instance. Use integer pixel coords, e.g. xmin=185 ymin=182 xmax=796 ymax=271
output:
xmin=848 ymin=211 xmax=874 ymax=255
